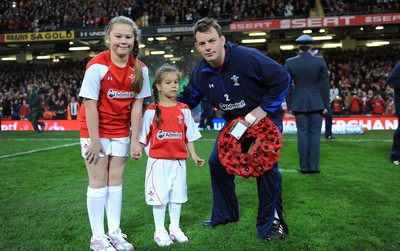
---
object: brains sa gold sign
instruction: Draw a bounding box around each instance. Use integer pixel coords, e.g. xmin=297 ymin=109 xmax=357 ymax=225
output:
xmin=4 ymin=31 xmax=74 ymax=42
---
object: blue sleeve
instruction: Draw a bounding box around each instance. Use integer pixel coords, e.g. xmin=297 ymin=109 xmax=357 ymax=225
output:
xmin=388 ymin=62 xmax=400 ymax=87
xmin=249 ymin=50 xmax=291 ymax=113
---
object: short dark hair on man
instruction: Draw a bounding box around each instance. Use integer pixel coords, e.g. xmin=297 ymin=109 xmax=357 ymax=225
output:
xmin=299 ymin=45 xmax=312 ymax=52
xmin=193 ymin=17 xmax=222 ymax=38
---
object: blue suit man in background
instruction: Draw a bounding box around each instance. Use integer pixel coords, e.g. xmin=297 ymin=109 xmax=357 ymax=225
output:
xmin=388 ymin=62 xmax=400 ymax=165
xmin=285 ymin=35 xmax=330 ymax=174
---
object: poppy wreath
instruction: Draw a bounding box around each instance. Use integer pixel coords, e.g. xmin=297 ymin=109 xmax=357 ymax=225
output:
xmin=217 ymin=116 xmax=283 ymax=178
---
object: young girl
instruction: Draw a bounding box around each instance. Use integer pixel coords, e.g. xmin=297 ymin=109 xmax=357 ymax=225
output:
xmin=139 ymin=64 xmax=205 ymax=247
xmin=79 ymin=16 xmax=151 ymax=251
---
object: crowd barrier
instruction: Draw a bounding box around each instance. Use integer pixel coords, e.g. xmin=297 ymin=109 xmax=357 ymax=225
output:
xmin=1 ymin=116 xmax=397 ymax=132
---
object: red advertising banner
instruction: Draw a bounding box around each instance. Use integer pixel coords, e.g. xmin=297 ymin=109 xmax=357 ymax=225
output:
xmin=229 ymin=13 xmax=400 ymax=31
xmin=283 ymin=117 xmax=398 ymax=130
xmin=0 ymin=117 xmax=397 ymax=132
xmin=1 ymin=120 xmax=80 ymax=131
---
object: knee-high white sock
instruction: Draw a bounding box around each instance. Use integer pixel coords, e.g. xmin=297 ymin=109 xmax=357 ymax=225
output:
xmin=153 ymin=204 xmax=167 ymax=232
xmin=169 ymin=202 xmax=182 ymax=229
xmin=106 ymin=184 xmax=122 ymax=234
xmin=87 ymin=187 xmax=107 ymax=237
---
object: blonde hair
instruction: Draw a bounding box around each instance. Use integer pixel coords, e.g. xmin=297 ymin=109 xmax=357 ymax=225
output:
xmin=152 ymin=64 xmax=181 ymax=128
xmin=105 ymin=16 xmax=143 ymax=93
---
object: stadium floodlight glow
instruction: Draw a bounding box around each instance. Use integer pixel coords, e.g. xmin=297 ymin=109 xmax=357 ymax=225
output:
xmin=69 ymin=41 xmax=74 ymax=45
xmin=248 ymin=32 xmax=266 ymax=36
xmin=375 ymin=26 xmax=384 ymax=30
xmin=366 ymin=41 xmax=390 ymax=47
xmin=147 ymin=37 xmax=154 ymax=41
xmin=312 ymin=36 xmax=333 ymax=41
xmin=319 ymin=29 xmax=326 ymax=33
xmin=164 ymin=54 xmax=174 ymax=58
xmin=241 ymin=38 xmax=266 ymax=44
xmin=155 ymin=37 xmax=167 ymax=41
xmin=1 ymin=57 xmax=16 ymax=61
xmin=280 ymin=45 xmax=294 ymax=50
xmin=150 ymin=50 xmax=165 ymax=55
xmin=303 ymin=29 xmax=312 ymax=34
xmin=37 ymin=55 xmax=51 ymax=59
xmin=322 ymin=43 xmax=342 ymax=48
xmin=69 ymin=46 xmax=90 ymax=51
xmin=139 ymin=44 xmax=145 ymax=48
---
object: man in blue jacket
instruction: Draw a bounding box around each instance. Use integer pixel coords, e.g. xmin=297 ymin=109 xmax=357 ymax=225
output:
xmin=388 ymin=62 xmax=400 ymax=165
xmin=285 ymin=35 xmax=330 ymax=174
xmin=177 ymin=17 xmax=290 ymax=240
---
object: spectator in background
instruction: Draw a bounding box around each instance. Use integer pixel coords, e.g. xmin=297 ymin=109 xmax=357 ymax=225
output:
xmin=42 ymin=106 xmax=55 ymax=119
xmin=11 ymin=98 xmax=21 ymax=120
xmin=349 ymin=93 xmax=361 ymax=114
xmin=360 ymin=91 xmax=370 ymax=115
xmin=67 ymin=96 xmax=80 ymax=120
xmin=53 ymin=99 xmax=67 ymax=120
xmin=371 ymin=94 xmax=385 ymax=115
xmin=27 ymin=84 xmax=45 ymax=132
xmin=19 ymin=99 xmax=30 ymax=120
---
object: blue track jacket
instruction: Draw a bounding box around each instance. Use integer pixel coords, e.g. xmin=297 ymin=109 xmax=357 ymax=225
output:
xmin=177 ymin=42 xmax=291 ymax=125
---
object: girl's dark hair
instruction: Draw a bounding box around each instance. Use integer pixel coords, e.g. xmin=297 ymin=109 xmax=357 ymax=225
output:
xmin=105 ymin=16 xmax=143 ymax=93
xmin=152 ymin=64 xmax=181 ymax=128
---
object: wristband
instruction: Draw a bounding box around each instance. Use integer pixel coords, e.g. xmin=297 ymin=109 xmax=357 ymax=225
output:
xmin=245 ymin=113 xmax=257 ymax=125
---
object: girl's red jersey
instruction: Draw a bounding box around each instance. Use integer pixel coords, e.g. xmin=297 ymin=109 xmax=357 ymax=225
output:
xmin=79 ymin=51 xmax=151 ymax=138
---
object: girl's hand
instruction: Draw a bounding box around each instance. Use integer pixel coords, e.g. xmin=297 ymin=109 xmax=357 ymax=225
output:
xmin=85 ymin=140 xmax=104 ymax=165
xmin=130 ymin=140 xmax=143 ymax=160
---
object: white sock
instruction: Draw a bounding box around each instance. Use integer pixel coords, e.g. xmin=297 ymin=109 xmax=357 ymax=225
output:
xmin=168 ymin=202 xmax=182 ymax=229
xmin=153 ymin=204 xmax=167 ymax=232
xmin=87 ymin=187 xmax=107 ymax=238
xmin=106 ymin=184 xmax=123 ymax=234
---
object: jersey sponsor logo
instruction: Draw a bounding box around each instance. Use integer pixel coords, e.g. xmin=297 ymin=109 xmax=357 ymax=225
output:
xmin=231 ymin=75 xmax=240 ymax=86
xmin=156 ymin=130 xmax=182 ymax=140
xmin=107 ymin=89 xmax=135 ymax=99
xmin=219 ymin=100 xmax=246 ymax=111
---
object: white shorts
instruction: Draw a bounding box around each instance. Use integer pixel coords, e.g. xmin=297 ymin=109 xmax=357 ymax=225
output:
xmin=145 ymin=157 xmax=188 ymax=205
xmin=80 ymin=137 xmax=130 ymax=158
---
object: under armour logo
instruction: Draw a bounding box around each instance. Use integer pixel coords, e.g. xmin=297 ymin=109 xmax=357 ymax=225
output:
xmin=108 ymin=76 xmax=112 ymax=81
xmin=209 ymin=84 xmax=214 ymax=88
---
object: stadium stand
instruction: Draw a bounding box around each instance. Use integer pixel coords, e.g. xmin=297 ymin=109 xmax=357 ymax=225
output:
xmin=0 ymin=0 xmax=399 ymax=121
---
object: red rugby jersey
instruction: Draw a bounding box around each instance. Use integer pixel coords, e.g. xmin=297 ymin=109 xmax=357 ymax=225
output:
xmin=79 ymin=50 xmax=151 ymax=138
xmin=139 ymin=102 xmax=201 ymax=159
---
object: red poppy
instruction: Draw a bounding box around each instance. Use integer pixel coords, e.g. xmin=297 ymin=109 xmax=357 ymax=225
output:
xmin=217 ymin=116 xmax=283 ymax=178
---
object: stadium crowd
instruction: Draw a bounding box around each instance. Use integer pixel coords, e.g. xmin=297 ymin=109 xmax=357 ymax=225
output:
xmin=1 ymin=0 xmax=399 ymax=32
xmin=0 ymin=45 xmax=399 ymax=121
xmin=1 ymin=0 xmax=399 ymax=121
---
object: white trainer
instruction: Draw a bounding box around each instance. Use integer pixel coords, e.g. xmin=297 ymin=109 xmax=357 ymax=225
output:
xmin=108 ymin=228 xmax=134 ymax=251
xmin=154 ymin=230 xmax=173 ymax=247
xmin=169 ymin=227 xmax=189 ymax=243
xmin=90 ymin=234 xmax=117 ymax=251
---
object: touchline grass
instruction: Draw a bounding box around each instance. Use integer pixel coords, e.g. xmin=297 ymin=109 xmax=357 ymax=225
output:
xmin=1 ymin=130 xmax=399 ymax=251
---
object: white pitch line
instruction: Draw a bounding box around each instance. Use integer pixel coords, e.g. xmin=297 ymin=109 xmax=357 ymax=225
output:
xmin=0 ymin=143 xmax=79 ymax=159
